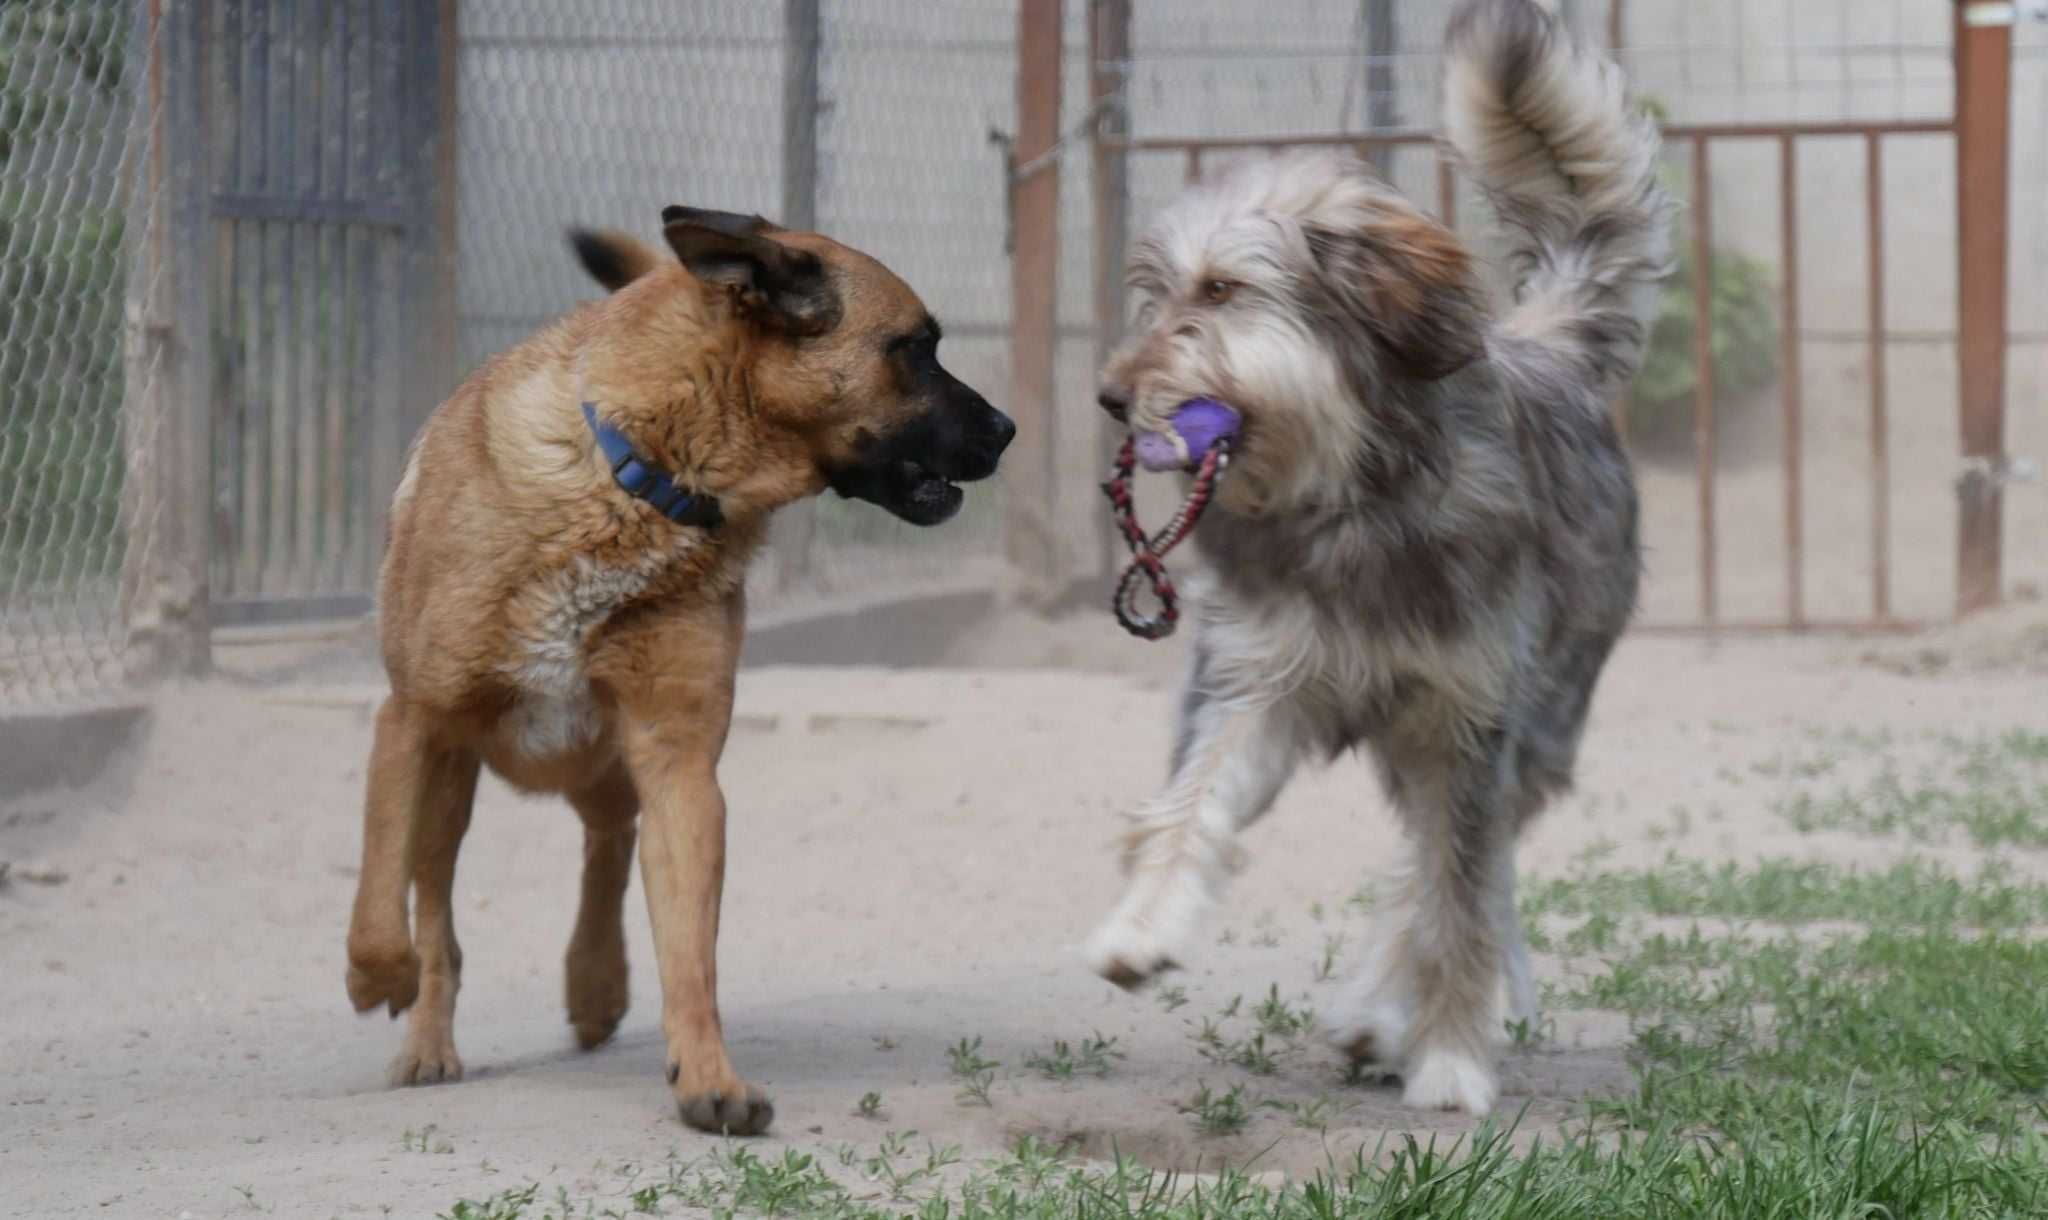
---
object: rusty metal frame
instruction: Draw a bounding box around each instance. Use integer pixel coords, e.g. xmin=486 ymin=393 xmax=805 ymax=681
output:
xmin=1094 ymin=109 xmax=1964 ymax=634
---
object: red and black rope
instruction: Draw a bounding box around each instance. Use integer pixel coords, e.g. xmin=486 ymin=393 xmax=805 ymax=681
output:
xmin=1099 ymin=436 xmax=1230 ymax=640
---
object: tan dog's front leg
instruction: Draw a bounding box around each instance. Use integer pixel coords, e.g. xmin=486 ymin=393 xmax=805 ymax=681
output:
xmin=347 ymin=698 xmax=432 ymax=1016
xmin=619 ymin=703 xmax=771 ymax=1136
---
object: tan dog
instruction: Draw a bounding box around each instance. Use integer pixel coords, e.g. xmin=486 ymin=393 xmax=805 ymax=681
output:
xmin=343 ymin=207 xmax=1013 ymax=1135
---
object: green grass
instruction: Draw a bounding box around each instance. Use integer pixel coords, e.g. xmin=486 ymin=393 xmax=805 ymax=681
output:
xmin=436 ymin=736 xmax=2048 ymax=1219
xmin=1522 ymin=855 xmax=2048 ymax=927
xmin=1025 ymin=1033 xmax=1125 ymax=1082
xmin=947 ymin=1035 xmax=1001 ymax=1107
xmin=1772 ymin=730 xmax=2048 ymax=848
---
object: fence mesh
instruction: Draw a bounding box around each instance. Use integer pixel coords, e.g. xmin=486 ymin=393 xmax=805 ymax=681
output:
xmin=456 ymin=0 xmax=1026 ymax=619
xmin=3 ymin=1 xmax=2045 ymax=713
xmin=1111 ymin=0 xmax=2048 ymax=627
xmin=1 ymin=2 xmax=164 ymax=707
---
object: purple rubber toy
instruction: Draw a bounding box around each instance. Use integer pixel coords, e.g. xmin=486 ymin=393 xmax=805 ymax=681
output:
xmin=1134 ymin=397 xmax=1242 ymax=472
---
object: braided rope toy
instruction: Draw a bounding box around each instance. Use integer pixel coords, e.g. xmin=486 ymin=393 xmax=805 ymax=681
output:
xmin=1099 ymin=399 xmax=1240 ymax=640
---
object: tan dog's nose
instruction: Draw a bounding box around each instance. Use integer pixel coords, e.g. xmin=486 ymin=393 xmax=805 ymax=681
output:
xmin=1097 ymin=385 xmax=1132 ymax=422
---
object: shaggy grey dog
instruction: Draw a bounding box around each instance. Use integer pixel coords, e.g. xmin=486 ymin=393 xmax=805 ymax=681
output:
xmin=1083 ymin=0 xmax=1672 ymax=1115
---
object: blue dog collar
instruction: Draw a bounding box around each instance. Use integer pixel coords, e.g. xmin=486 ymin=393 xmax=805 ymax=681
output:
xmin=581 ymin=402 xmax=724 ymax=529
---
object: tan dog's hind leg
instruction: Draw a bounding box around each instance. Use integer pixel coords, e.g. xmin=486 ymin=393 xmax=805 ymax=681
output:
xmin=565 ymin=763 xmax=638 ymax=1050
xmin=388 ymin=745 xmax=480 ymax=1085
xmin=347 ymin=698 xmax=433 ymax=1017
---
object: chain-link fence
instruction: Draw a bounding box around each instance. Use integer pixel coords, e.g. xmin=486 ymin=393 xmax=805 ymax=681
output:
xmin=1106 ymin=0 xmax=2048 ymax=629
xmin=459 ymin=0 xmax=1032 ymax=619
xmin=4 ymin=1 xmax=2043 ymax=711
xmin=1 ymin=2 xmax=167 ymax=708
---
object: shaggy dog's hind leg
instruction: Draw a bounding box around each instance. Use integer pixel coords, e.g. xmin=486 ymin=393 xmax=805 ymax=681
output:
xmin=1332 ymin=719 xmax=1517 ymax=1115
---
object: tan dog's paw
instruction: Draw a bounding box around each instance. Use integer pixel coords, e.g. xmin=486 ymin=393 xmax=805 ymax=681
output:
xmin=673 ymin=1080 xmax=774 ymax=1136
xmin=389 ymin=1032 xmax=464 ymax=1087
xmin=346 ymin=946 xmax=421 ymax=1017
xmin=566 ymin=949 xmax=629 ymax=1050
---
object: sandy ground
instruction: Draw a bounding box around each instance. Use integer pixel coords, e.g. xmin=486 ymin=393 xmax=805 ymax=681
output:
xmin=4 ymin=616 xmax=2047 ymax=1219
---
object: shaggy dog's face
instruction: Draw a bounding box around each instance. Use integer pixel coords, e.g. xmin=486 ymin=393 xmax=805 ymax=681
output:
xmin=1097 ymin=150 xmax=1489 ymax=513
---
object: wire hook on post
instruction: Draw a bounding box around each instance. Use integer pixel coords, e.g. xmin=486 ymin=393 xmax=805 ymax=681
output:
xmin=988 ymin=97 xmax=1118 ymax=254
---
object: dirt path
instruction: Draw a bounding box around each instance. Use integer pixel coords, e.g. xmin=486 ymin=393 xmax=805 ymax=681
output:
xmin=3 ymin=630 xmax=2043 ymax=1218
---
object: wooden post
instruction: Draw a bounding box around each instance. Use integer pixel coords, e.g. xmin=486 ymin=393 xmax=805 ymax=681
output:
xmin=1363 ymin=1 xmax=1397 ymax=177
xmin=1778 ymin=135 xmax=1805 ymax=628
xmin=1008 ymin=0 xmax=1063 ymax=600
xmin=121 ymin=0 xmax=212 ymax=678
xmin=782 ymin=0 xmax=820 ymax=233
xmin=1690 ymin=136 xmax=1717 ymax=628
xmin=775 ymin=0 xmax=822 ymax=590
xmin=1605 ymin=0 xmax=1630 ymax=444
xmin=430 ymin=0 xmax=460 ymax=407
xmin=1953 ymin=0 xmax=2013 ymax=616
xmin=1089 ymin=0 xmax=1129 ymax=587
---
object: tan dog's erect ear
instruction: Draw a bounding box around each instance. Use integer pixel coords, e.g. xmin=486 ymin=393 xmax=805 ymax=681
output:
xmin=660 ymin=205 xmax=839 ymax=336
xmin=660 ymin=206 xmax=782 ymax=237
xmin=1304 ymin=210 xmax=1487 ymax=381
xmin=567 ymin=227 xmax=666 ymax=293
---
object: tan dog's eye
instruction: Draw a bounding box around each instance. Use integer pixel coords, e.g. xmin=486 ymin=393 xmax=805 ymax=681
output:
xmin=1200 ymin=279 xmax=1237 ymax=305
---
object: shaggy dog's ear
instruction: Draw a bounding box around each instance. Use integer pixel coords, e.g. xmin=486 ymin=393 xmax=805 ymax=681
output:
xmin=1304 ymin=208 xmax=1487 ymax=381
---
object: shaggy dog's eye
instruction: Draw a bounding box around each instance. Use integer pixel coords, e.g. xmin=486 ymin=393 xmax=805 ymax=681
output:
xmin=1200 ymin=279 xmax=1237 ymax=305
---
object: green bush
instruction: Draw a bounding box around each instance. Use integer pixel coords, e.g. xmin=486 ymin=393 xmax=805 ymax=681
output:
xmin=1625 ymin=95 xmax=1783 ymax=450
xmin=1630 ymin=240 xmax=1781 ymax=446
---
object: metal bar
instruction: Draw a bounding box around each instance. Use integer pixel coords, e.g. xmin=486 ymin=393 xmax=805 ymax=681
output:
xmin=1007 ymin=0 xmax=1065 ymax=598
xmin=362 ymin=0 xmax=404 ymax=594
xmin=1865 ymin=132 xmax=1890 ymax=622
xmin=320 ymin=0 xmax=352 ymax=591
xmin=320 ymin=223 xmax=347 ymax=592
xmin=215 ymin=0 xmax=245 ymax=597
xmin=1953 ymin=0 xmax=2011 ymax=615
xmin=782 ymin=0 xmax=820 ymax=231
xmin=212 ymin=592 xmax=375 ymax=628
xmin=279 ymin=0 xmax=308 ymax=596
xmin=1691 ymin=136 xmax=1716 ymax=627
xmin=1090 ymin=0 xmax=1132 ymax=587
xmin=426 ymin=0 xmax=460 ymax=468
xmin=774 ymin=0 xmax=822 ymax=591
xmin=1779 ymin=135 xmax=1804 ymax=628
xmin=1437 ymin=157 xmax=1455 ymax=228
xmin=352 ymin=2 xmax=386 ymax=591
xmin=236 ymin=229 xmax=263 ymax=594
xmin=119 ymin=1 xmax=169 ymax=669
xmin=1608 ymin=0 xmax=1630 ymax=465
xmin=210 ymin=193 xmax=411 ymax=228
xmin=248 ymin=0 xmax=275 ymax=596
xmin=1102 ymin=117 xmax=1955 ymax=154
xmin=1363 ymin=0 xmax=1398 ymax=177
xmin=342 ymin=0 xmax=369 ymax=585
xmin=1185 ymin=147 xmax=1202 ymax=183
xmin=168 ymin=0 xmax=214 ymax=670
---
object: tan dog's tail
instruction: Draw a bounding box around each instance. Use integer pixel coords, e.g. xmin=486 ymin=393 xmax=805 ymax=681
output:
xmin=568 ymin=228 xmax=666 ymax=293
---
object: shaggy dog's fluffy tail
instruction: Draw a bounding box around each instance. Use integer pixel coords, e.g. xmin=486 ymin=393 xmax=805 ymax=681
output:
xmin=1442 ymin=0 xmax=1672 ymax=393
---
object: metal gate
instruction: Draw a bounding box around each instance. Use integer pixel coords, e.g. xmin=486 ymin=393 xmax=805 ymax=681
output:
xmin=202 ymin=0 xmax=451 ymax=625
